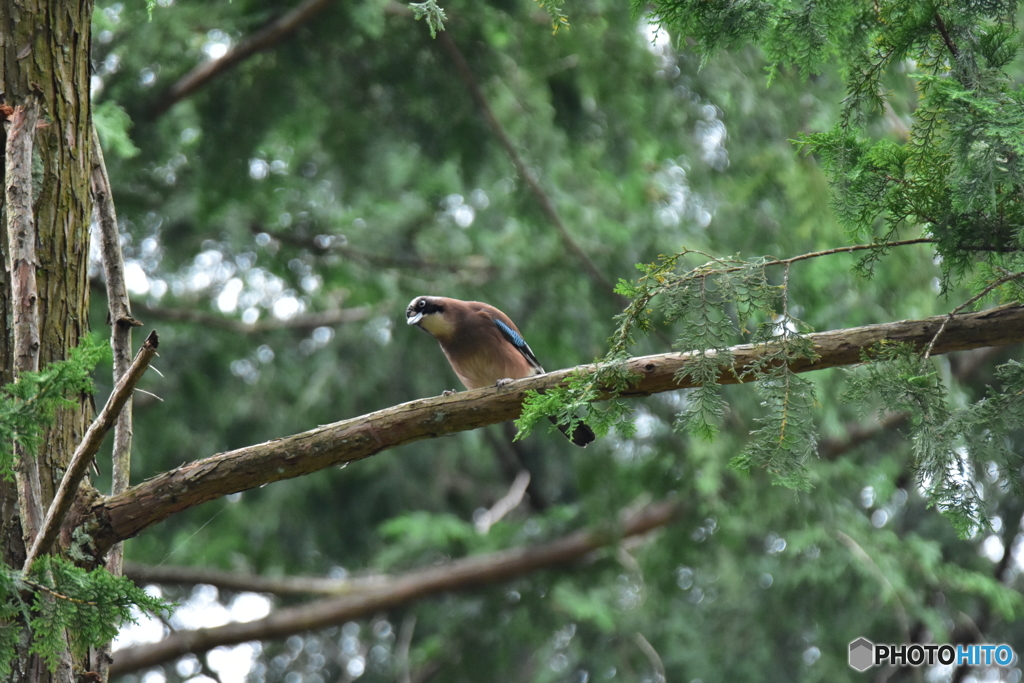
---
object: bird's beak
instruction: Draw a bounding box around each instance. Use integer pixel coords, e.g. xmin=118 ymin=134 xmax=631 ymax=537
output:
xmin=407 ymin=312 xmax=423 ymax=326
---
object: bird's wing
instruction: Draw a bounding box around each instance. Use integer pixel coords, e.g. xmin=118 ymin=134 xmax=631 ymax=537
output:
xmin=492 ymin=318 xmax=544 ymax=373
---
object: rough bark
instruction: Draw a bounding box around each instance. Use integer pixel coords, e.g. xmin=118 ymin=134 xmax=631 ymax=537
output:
xmin=5 ymin=102 xmax=45 ymax=548
xmin=1 ymin=1 xmax=96 ymax=680
xmin=79 ymin=305 xmax=1024 ymax=559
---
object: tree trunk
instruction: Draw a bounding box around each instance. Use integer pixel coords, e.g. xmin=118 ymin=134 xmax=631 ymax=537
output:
xmin=1 ymin=0 xmax=95 ymax=680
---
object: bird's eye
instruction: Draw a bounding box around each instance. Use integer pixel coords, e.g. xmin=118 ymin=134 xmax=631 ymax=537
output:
xmin=417 ymin=300 xmax=426 ymax=310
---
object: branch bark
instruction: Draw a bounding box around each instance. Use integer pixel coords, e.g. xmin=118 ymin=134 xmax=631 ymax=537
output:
xmin=92 ymin=127 xmax=140 ymax=680
xmin=148 ymin=0 xmax=335 ymax=119
xmin=122 ymin=561 xmax=390 ymax=597
xmin=111 ymin=498 xmax=683 ymax=674
xmin=24 ymin=331 xmax=160 ymax=569
xmin=80 ymin=304 xmax=1024 ymax=557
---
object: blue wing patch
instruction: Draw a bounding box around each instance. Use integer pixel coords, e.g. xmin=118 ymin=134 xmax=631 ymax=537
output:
xmin=493 ymin=318 xmax=542 ymax=371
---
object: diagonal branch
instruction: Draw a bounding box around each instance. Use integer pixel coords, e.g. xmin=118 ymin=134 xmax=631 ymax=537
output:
xmin=122 ymin=561 xmax=390 ymax=597
xmin=80 ymin=305 xmax=1024 ymax=558
xmin=435 ymin=30 xmax=618 ymax=298
xmin=110 ymin=498 xmax=683 ymax=674
xmin=148 ymin=0 xmax=335 ymax=119
xmin=253 ymin=223 xmax=494 ymax=275
xmin=933 ymin=12 xmax=960 ymax=62
xmin=23 ymin=331 xmax=160 ymax=571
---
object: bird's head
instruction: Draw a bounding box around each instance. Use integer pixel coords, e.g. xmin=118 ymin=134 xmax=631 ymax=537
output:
xmin=406 ymin=296 xmax=454 ymax=339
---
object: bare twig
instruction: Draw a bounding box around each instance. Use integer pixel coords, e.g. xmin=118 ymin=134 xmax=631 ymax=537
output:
xmin=435 ymin=30 xmax=618 ymax=298
xmin=134 ymin=303 xmax=371 ymax=333
xmin=23 ymin=331 xmax=160 ymax=571
xmin=923 ymin=270 xmax=1024 ymax=359
xmin=254 ymin=224 xmax=494 ymax=275
xmin=5 ymin=101 xmax=45 ymax=543
xmin=91 ymin=126 xmax=140 ymax=680
xmin=475 ymin=470 xmax=530 ymax=534
xmin=148 ymin=0 xmax=335 ymax=119
xmin=837 ymin=531 xmax=911 ymax=646
xmin=634 ymin=632 xmax=666 ymax=683
xmin=767 ymin=238 xmax=934 ymax=269
xmin=396 ymin=614 xmax=417 ymax=683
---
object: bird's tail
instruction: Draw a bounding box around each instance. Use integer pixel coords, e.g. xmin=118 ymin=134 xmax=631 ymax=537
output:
xmin=549 ymin=415 xmax=596 ymax=448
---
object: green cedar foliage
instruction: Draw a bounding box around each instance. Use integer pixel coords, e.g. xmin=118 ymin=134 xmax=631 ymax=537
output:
xmin=0 ymin=339 xmax=171 ymax=673
xmin=0 ymin=556 xmax=170 ymax=676
xmin=550 ymin=0 xmax=1024 ymax=533
xmin=0 ymin=337 xmax=108 ymax=480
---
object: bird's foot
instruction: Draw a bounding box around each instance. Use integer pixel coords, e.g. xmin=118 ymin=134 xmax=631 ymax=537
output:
xmin=495 ymin=378 xmax=515 ymax=387
xmin=442 ymin=389 xmax=457 ymax=396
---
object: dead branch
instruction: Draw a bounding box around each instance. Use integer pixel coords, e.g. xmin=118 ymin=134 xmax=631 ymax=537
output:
xmin=475 ymin=470 xmax=531 ymax=533
xmin=110 ymin=498 xmax=682 ymax=674
xmin=92 ymin=126 xmax=140 ymax=679
xmin=23 ymin=331 xmax=160 ymax=570
xmin=80 ymin=305 xmax=1024 ymax=558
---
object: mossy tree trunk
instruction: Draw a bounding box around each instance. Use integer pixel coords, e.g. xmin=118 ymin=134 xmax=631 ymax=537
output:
xmin=1 ymin=0 xmax=95 ymax=680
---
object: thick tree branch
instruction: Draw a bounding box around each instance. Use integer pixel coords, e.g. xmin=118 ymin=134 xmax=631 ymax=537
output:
xmin=148 ymin=0 xmax=335 ymax=119
xmin=24 ymin=331 xmax=160 ymax=570
xmin=80 ymin=305 xmax=1024 ymax=557
xmin=5 ymin=101 xmax=45 ymax=543
xmin=435 ymin=30 xmax=619 ymax=298
xmin=111 ymin=498 xmax=683 ymax=674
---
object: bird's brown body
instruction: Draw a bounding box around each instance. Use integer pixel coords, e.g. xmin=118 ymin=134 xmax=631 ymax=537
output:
xmin=411 ymin=298 xmax=542 ymax=389
xmin=406 ymin=295 xmax=595 ymax=447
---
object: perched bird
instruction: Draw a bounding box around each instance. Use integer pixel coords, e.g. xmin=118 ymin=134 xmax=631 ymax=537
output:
xmin=406 ymin=295 xmax=595 ymax=447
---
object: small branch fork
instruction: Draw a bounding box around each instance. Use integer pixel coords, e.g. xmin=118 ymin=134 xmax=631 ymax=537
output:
xmin=923 ymin=269 xmax=1024 ymax=359
xmin=4 ymin=101 xmax=45 ymax=544
xmin=23 ymin=331 xmax=160 ymax=572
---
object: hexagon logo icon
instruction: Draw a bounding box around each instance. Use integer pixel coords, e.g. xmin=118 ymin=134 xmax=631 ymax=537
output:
xmin=849 ymin=637 xmax=874 ymax=672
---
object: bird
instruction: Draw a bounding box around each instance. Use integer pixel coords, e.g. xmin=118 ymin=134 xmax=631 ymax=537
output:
xmin=406 ymin=295 xmax=596 ymax=447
